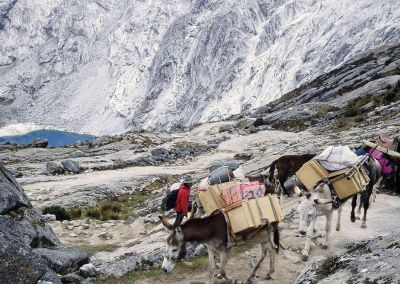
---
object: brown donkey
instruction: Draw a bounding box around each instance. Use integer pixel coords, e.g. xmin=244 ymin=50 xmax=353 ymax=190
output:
xmin=268 ymin=153 xmax=316 ymax=196
xmin=160 ymin=213 xmax=279 ymax=283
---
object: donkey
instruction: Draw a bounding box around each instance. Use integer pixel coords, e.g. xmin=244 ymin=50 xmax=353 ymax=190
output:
xmin=159 ymin=213 xmax=279 ymax=283
xmin=350 ymin=156 xmax=382 ymax=228
xmin=268 ymin=154 xmax=316 ymax=196
xmin=294 ymin=185 xmax=345 ymax=261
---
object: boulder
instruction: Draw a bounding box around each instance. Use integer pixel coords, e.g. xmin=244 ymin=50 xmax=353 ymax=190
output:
xmin=68 ymin=150 xmax=84 ymax=158
xmin=0 ymin=210 xmax=60 ymax=248
xmin=0 ymin=163 xmax=31 ymax=214
xmin=61 ymin=160 xmax=81 ymax=174
xmin=79 ymin=263 xmax=98 ymax=278
xmin=46 ymin=162 xmax=65 ymax=175
xmin=34 ymin=246 xmax=90 ymax=275
xmin=32 ymin=138 xmax=48 ymax=148
xmin=0 ymin=234 xmax=61 ymax=284
xmin=60 ymin=272 xmax=84 ymax=283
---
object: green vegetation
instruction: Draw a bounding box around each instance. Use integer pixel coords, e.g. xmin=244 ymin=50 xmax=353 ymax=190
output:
xmin=143 ymin=175 xmax=180 ymax=192
xmin=76 ymin=244 xmax=119 ymax=256
xmin=42 ymin=206 xmax=71 ymax=221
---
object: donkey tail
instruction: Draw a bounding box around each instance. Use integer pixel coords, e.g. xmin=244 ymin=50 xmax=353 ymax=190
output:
xmin=268 ymin=160 xmax=277 ymax=182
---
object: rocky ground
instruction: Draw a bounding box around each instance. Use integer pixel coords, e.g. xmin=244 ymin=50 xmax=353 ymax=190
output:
xmin=1 ymin=44 xmax=400 ymax=283
xmin=1 ymin=118 xmax=400 ymax=283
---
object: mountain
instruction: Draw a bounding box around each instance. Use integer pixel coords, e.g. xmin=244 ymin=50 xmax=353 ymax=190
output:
xmin=0 ymin=0 xmax=399 ymax=134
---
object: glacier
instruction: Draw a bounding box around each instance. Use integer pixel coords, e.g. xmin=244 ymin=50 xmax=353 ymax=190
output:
xmin=0 ymin=0 xmax=399 ymax=134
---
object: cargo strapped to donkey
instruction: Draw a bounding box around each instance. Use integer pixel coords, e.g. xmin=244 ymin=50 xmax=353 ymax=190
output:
xmin=197 ymin=180 xmax=282 ymax=239
xmin=296 ymin=151 xmax=370 ymax=200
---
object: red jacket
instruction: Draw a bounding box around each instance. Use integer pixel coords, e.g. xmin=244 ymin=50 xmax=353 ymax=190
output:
xmin=174 ymin=184 xmax=190 ymax=215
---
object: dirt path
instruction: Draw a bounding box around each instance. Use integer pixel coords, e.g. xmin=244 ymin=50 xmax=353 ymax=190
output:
xmin=134 ymin=192 xmax=400 ymax=284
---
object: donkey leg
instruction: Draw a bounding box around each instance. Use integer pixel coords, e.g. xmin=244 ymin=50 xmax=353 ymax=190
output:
xmin=216 ymin=251 xmax=231 ymax=282
xmin=350 ymin=195 xmax=357 ymax=222
xmin=361 ymin=189 xmax=372 ymax=229
xmin=207 ymin=246 xmax=216 ymax=283
xmin=302 ymin=220 xmax=316 ymax=260
xmin=265 ymin=242 xmax=275 ymax=280
xmin=321 ymin=212 xmax=332 ymax=249
xmin=279 ymin=178 xmax=291 ymax=197
xmin=336 ymin=206 xmax=343 ymax=231
xmin=246 ymin=243 xmax=267 ymax=283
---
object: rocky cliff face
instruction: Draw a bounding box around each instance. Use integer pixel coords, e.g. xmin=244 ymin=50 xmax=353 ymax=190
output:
xmin=0 ymin=163 xmax=90 ymax=283
xmin=1 ymin=0 xmax=399 ymax=134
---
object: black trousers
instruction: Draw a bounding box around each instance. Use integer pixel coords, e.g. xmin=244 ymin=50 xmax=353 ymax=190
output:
xmin=173 ymin=202 xmax=192 ymax=226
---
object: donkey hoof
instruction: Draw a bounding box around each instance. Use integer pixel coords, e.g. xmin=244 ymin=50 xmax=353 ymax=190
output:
xmin=321 ymin=244 xmax=328 ymax=249
xmin=350 ymin=216 xmax=356 ymax=223
xmin=264 ymin=273 xmax=272 ymax=280
xmin=246 ymin=278 xmax=253 ymax=284
xmin=302 ymin=254 xmax=308 ymax=261
xmin=361 ymin=223 xmax=367 ymax=229
xmin=216 ymin=273 xmax=224 ymax=279
xmin=336 ymin=225 xmax=341 ymax=231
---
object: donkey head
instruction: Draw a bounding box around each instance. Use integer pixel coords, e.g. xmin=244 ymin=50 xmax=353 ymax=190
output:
xmin=159 ymin=216 xmax=187 ymax=273
xmin=294 ymin=185 xmax=331 ymax=236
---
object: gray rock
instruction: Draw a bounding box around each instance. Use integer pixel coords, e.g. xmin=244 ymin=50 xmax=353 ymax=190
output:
xmin=219 ymin=124 xmax=235 ymax=133
xmin=324 ymin=111 xmax=338 ymax=120
xmin=61 ymin=160 xmax=81 ymax=174
xmin=32 ymin=138 xmax=48 ymax=148
xmin=46 ymin=162 xmax=65 ymax=175
xmin=34 ymin=246 xmax=90 ymax=275
xmin=42 ymin=214 xmax=57 ymax=222
xmin=361 ymin=101 xmax=374 ymax=111
xmin=68 ymin=150 xmax=85 ymax=158
xmin=60 ymin=272 xmax=83 ymax=283
xmin=0 ymin=163 xmax=31 ymax=214
xmin=0 ymin=234 xmax=61 ymax=284
xmin=194 ymin=244 xmax=208 ymax=256
xmin=79 ymin=263 xmax=98 ymax=278
xmin=0 ymin=210 xmax=60 ymax=248
xmin=151 ymin=148 xmax=170 ymax=162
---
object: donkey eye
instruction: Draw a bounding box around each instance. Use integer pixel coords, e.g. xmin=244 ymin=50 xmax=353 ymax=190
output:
xmin=172 ymin=249 xmax=178 ymax=252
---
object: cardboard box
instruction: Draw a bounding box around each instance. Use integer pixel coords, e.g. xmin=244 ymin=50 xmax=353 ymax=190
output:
xmin=197 ymin=186 xmax=225 ymax=215
xmin=329 ymin=168 xmax=369 ymax=200
xmin=225 ymin=195 xmax=282 ymax=234
xmin=296 ymin=160 xmax=329 ymax=190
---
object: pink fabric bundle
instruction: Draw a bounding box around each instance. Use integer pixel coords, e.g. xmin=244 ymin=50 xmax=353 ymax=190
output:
xmin=369 ymin=149 xmax=393 ymax=175
xmin=220 ymin=181 xmax=266 ymax=205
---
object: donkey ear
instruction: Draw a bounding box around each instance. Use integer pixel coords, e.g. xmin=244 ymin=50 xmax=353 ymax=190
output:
xmin=314 ymin=199 xmax=332 ymax=204
xmin=294 ymin=186 xmax=304 ymax=197
xmin=159 ymin=216 xmax=174 ymax=230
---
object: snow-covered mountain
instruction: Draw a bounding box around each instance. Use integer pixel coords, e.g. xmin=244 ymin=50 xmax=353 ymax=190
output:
xmin=0 ymin=0 xmax=399 ymax=134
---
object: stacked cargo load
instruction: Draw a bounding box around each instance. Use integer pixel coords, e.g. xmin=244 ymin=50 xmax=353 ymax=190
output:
xmin=197 ymin=164 xmax=282 ymax=240
xmin=295 ymin=146 xmax=370 ymax=200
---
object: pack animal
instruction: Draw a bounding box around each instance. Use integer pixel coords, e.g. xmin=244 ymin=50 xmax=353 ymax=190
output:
xmin=294 ymin=185 xmax=345 ymax=260
xmin=160 ymin=213 xmax=279 ymax=283
xmin=268 ymin=154 xmax=316 ymax=196
xmin=350 ymin=156 xmax=383 ymax=228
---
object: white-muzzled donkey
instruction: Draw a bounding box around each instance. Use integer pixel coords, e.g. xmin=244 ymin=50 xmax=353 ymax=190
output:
xmin=159 ymin=212 xmax=279 ymax=284
xmin=294 ymin=184 xmax=345 ymax=260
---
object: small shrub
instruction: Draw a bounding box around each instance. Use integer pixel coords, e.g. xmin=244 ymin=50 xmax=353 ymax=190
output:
xmin=67 ymin=207 xmax=82 ymax=219
xmin=42 ymin=206 xmax=71 ymax=221
xmin=87 ymin=207 xmax=101 ymax=219
xmin=253 ymin=118 xmax=265 ymax=127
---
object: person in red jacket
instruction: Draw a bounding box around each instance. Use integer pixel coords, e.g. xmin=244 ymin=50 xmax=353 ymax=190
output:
xmin=173 ymin=175 xmax=193 ymax=226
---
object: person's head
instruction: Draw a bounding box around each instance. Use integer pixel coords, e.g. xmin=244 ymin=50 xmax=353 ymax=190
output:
xmin=182 ymin=175 xmax=193 ymax=188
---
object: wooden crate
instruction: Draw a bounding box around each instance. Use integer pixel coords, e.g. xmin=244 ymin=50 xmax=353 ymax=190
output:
xmin=296 ymin=160 xmax=329 ymax=190
xmin=329 ymin=168 xmax=369 ymax=200
xmin=225 ymin=195 xmax=282 ymax=234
